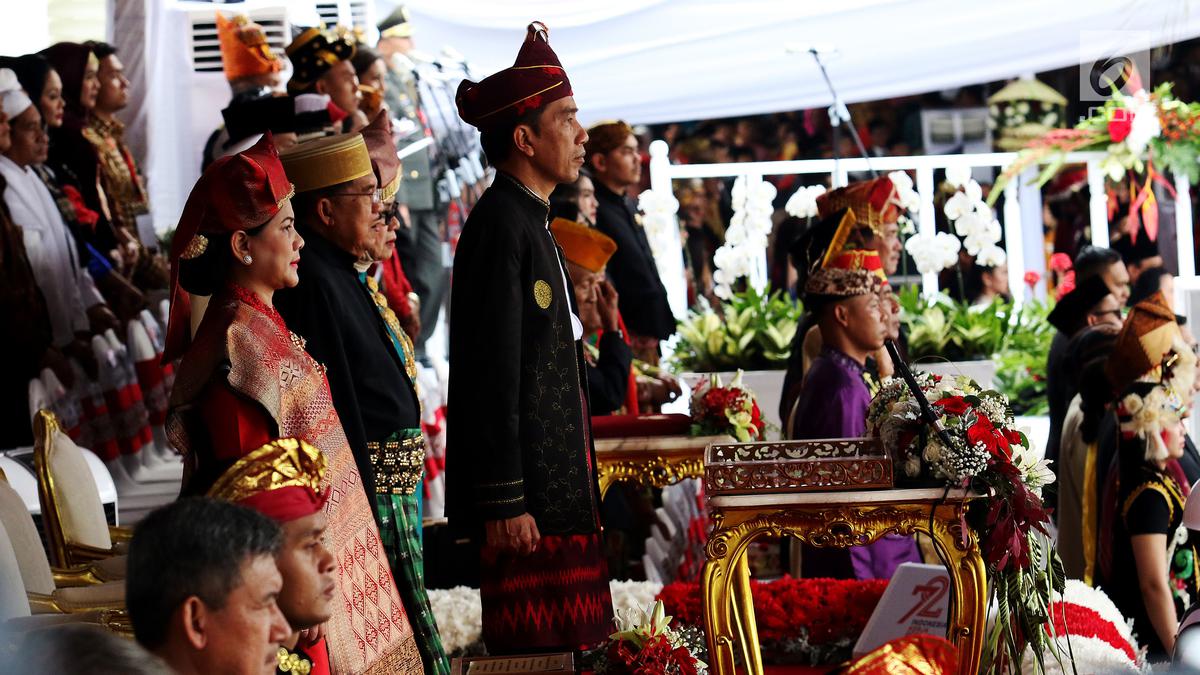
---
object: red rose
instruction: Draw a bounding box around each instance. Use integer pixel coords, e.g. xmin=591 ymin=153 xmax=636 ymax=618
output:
xmin=967 ymin=416 xmax=1011 ymax=460
xmin=933 ymin=396 xmax=969 ymax=416
xmin=1023 ymin=271 xmax=1041 ymax=289
xmin=1109 ymin=111 xmax=1133 ymax=142
xmin=1003 ymin=428 xmax=1024 ymax=447
xmin=1049 ymin=252 xmax=1073 ymax=273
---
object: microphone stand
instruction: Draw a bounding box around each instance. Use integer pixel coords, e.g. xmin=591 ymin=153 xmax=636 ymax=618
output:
xmin=884 ymin=340 xmax=957 ymax=454
xmin=807 ymin=48 xmax=876 ymax=180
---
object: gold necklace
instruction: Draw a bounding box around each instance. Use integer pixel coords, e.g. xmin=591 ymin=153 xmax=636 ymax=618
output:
xmin=276 ymin=646 xmax=312 ymax=675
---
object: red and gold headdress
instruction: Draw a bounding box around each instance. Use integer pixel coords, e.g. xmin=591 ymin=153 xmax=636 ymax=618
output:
xmin=456 ymin=22 xmax=573 ymax=131
xmin=816 ymin=177 xmax=903 ymax=235
xmin=208 ymin=438 xmax=329 ymax=522
xmin=800 ymin=208 xmax=887 ymax=298
xmin=217 ymin=13 xmax=283 ymax=82
xmin=164 ymin=134 xmax=294 ymax=363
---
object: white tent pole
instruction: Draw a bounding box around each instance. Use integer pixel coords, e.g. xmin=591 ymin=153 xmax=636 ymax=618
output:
xmin=1086 ymin=160 xmax=1110 ymax=248
xmin=1002 ymin=177 xmax=1025 ymax=307
xmin=1175 ymin=173 xmax=1195 ymax=280
xmin=916 ymin=166 xmax=938 ymax=297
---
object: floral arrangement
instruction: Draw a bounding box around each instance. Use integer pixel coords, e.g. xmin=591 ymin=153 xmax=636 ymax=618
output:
xmin=657 ymin=576 xmax=889 ymax=665
xmin=1020 ymin=580 xmax=1142 ymax=674
xmin=593 ymin=600 xmax=708 ymax=675
xmin=865 ymin=372 xmax=1062 ymax=673
xmin=712 ymin=175 xmax=777 ymax=299
xmin=689 ymin=370 xmax=764 ymax=442
xmin=671 ymin=286 xmax=801 ymax=372
xmin=637 ymin=188 xmax=682 ymax=269
xmin=427 ymin=585 xmax=484 ymax=656
xmin=990 ymin=81 xmax=1200 ymax=241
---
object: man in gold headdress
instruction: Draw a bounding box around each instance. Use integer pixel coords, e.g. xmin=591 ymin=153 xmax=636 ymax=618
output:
xmin=207 ymin=439 xmax=337 ymax=675
xmin=789 ymin=207 xmax=921 ymax=579
xmin=286 ymin=26 xmax=360 ymax=128
xmin=274 ymin=133 xmax=446 ymax=673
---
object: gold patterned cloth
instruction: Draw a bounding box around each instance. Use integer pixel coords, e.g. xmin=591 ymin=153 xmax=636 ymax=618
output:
xmin=167 ymin=290 xmax=423 ymax=674
xmin=839 ymin=635 xmax=958 ymax=674
xmin=82 ymin=115 xmax=147 ymax=240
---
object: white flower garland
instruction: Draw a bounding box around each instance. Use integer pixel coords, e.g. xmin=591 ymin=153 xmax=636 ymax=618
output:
xmin=712 ymin=176 xmax=776 ymax=299
xmin=1020 ymin=580 xmax=1142 ymax=674
xmin=944 ymin=173 xmax=1005 ymax=267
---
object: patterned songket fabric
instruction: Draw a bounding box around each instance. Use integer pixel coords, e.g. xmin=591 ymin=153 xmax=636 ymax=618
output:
xmin=167 ymin=285 xmax=423 ymax=673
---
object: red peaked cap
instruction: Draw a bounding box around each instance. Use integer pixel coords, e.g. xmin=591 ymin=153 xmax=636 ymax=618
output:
xmin=163 ymin=133 xmax=294 ymax=363
xmin=456 ymin=22 xmax=573 ymax=131
xmin=239 ymin=486 xmax=330 ymax=523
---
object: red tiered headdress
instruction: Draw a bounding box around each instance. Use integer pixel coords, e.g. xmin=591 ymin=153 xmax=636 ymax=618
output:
xmin=163 ymin=134 xmax=294 ymax=363
xmin=207 ymin=438 xmax=329 ymax=522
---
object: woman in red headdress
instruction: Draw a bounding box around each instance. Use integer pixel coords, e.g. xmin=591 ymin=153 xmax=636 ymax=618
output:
xmin=164 ymin=134 xmax=423 ymax=674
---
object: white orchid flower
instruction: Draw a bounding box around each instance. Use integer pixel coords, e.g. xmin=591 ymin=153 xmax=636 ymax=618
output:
xmin=945 ymin=165 xmax=972 ymax=189
xmin=944 ymin=191 xmax=973 ymax=221
xmin=976 ymin=244 xmax=1007 ymax=267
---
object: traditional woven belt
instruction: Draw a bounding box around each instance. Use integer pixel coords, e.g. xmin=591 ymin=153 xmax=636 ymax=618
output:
xmin=366 ymin=436 xmax=425 ymax=495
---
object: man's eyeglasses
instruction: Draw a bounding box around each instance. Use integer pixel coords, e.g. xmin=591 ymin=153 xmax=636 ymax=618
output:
xmin=329 ymin=188 xmax=383 ymax=206
xmin=382 ymin=199 xmax=404 ymax=224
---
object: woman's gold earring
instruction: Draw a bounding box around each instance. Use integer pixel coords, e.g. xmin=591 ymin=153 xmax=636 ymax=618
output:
xmin=242 ymin=255 xmax=253 ymax=265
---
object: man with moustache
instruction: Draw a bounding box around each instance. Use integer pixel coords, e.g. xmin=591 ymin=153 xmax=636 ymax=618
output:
xmin=448 ymin=22 xmax=614 ymax=653
xmin=274 ymin=132 xmax=444 ymax=673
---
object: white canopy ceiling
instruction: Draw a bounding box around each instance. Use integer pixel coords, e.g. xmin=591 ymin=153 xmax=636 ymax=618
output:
xmin=393 ymin=0 xmax=1200 ymax=125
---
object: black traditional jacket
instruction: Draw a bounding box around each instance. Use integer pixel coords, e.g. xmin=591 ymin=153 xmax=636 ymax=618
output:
xmin=446 ymin=172 xmax=602 ymax=536
xmin=274 ymin=230 xmax=421 ymax=497
xmin=593 ymin=182 xmax=675 ymax=340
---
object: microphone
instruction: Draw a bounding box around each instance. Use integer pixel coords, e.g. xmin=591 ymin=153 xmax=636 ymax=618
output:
xmin=785 ymin=43 xmax=839 ymax=56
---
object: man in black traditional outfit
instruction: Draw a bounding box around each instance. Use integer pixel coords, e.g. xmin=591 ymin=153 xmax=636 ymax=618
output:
xmin=274 ymin=133 xmax=448 ymax=673
xmin=448 ymin=22 xmax=614 ymax=654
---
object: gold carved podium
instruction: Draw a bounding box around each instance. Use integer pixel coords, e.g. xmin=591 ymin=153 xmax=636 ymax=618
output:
xmin=700 ymin=439 xmax=986 ymax=675
xmin=594 ymin=434 xmax=732 ymax=498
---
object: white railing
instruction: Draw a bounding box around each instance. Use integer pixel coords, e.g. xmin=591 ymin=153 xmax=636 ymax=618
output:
xmin=647 ymin=141 xmax=1196 ymax=307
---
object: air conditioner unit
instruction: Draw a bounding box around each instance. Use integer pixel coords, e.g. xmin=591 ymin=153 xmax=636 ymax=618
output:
xmin=188 ymin=9 xmax=290 ymax=74
xmin=313 ymin=0 xmax=375 ymax=39
xmin=145 ymin=0 xmax=329 ymax=236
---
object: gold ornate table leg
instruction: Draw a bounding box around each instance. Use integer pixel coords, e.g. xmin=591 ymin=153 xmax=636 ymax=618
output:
xmin=598 ymin=470 xmax=614 ymax=500
xmin=704 ymin=515 xmax=765 ymax=675
xmin=926 ymin=505 xmax=987 ymax=675
xmin=731 ymin=553 xmax=764 ymax=675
